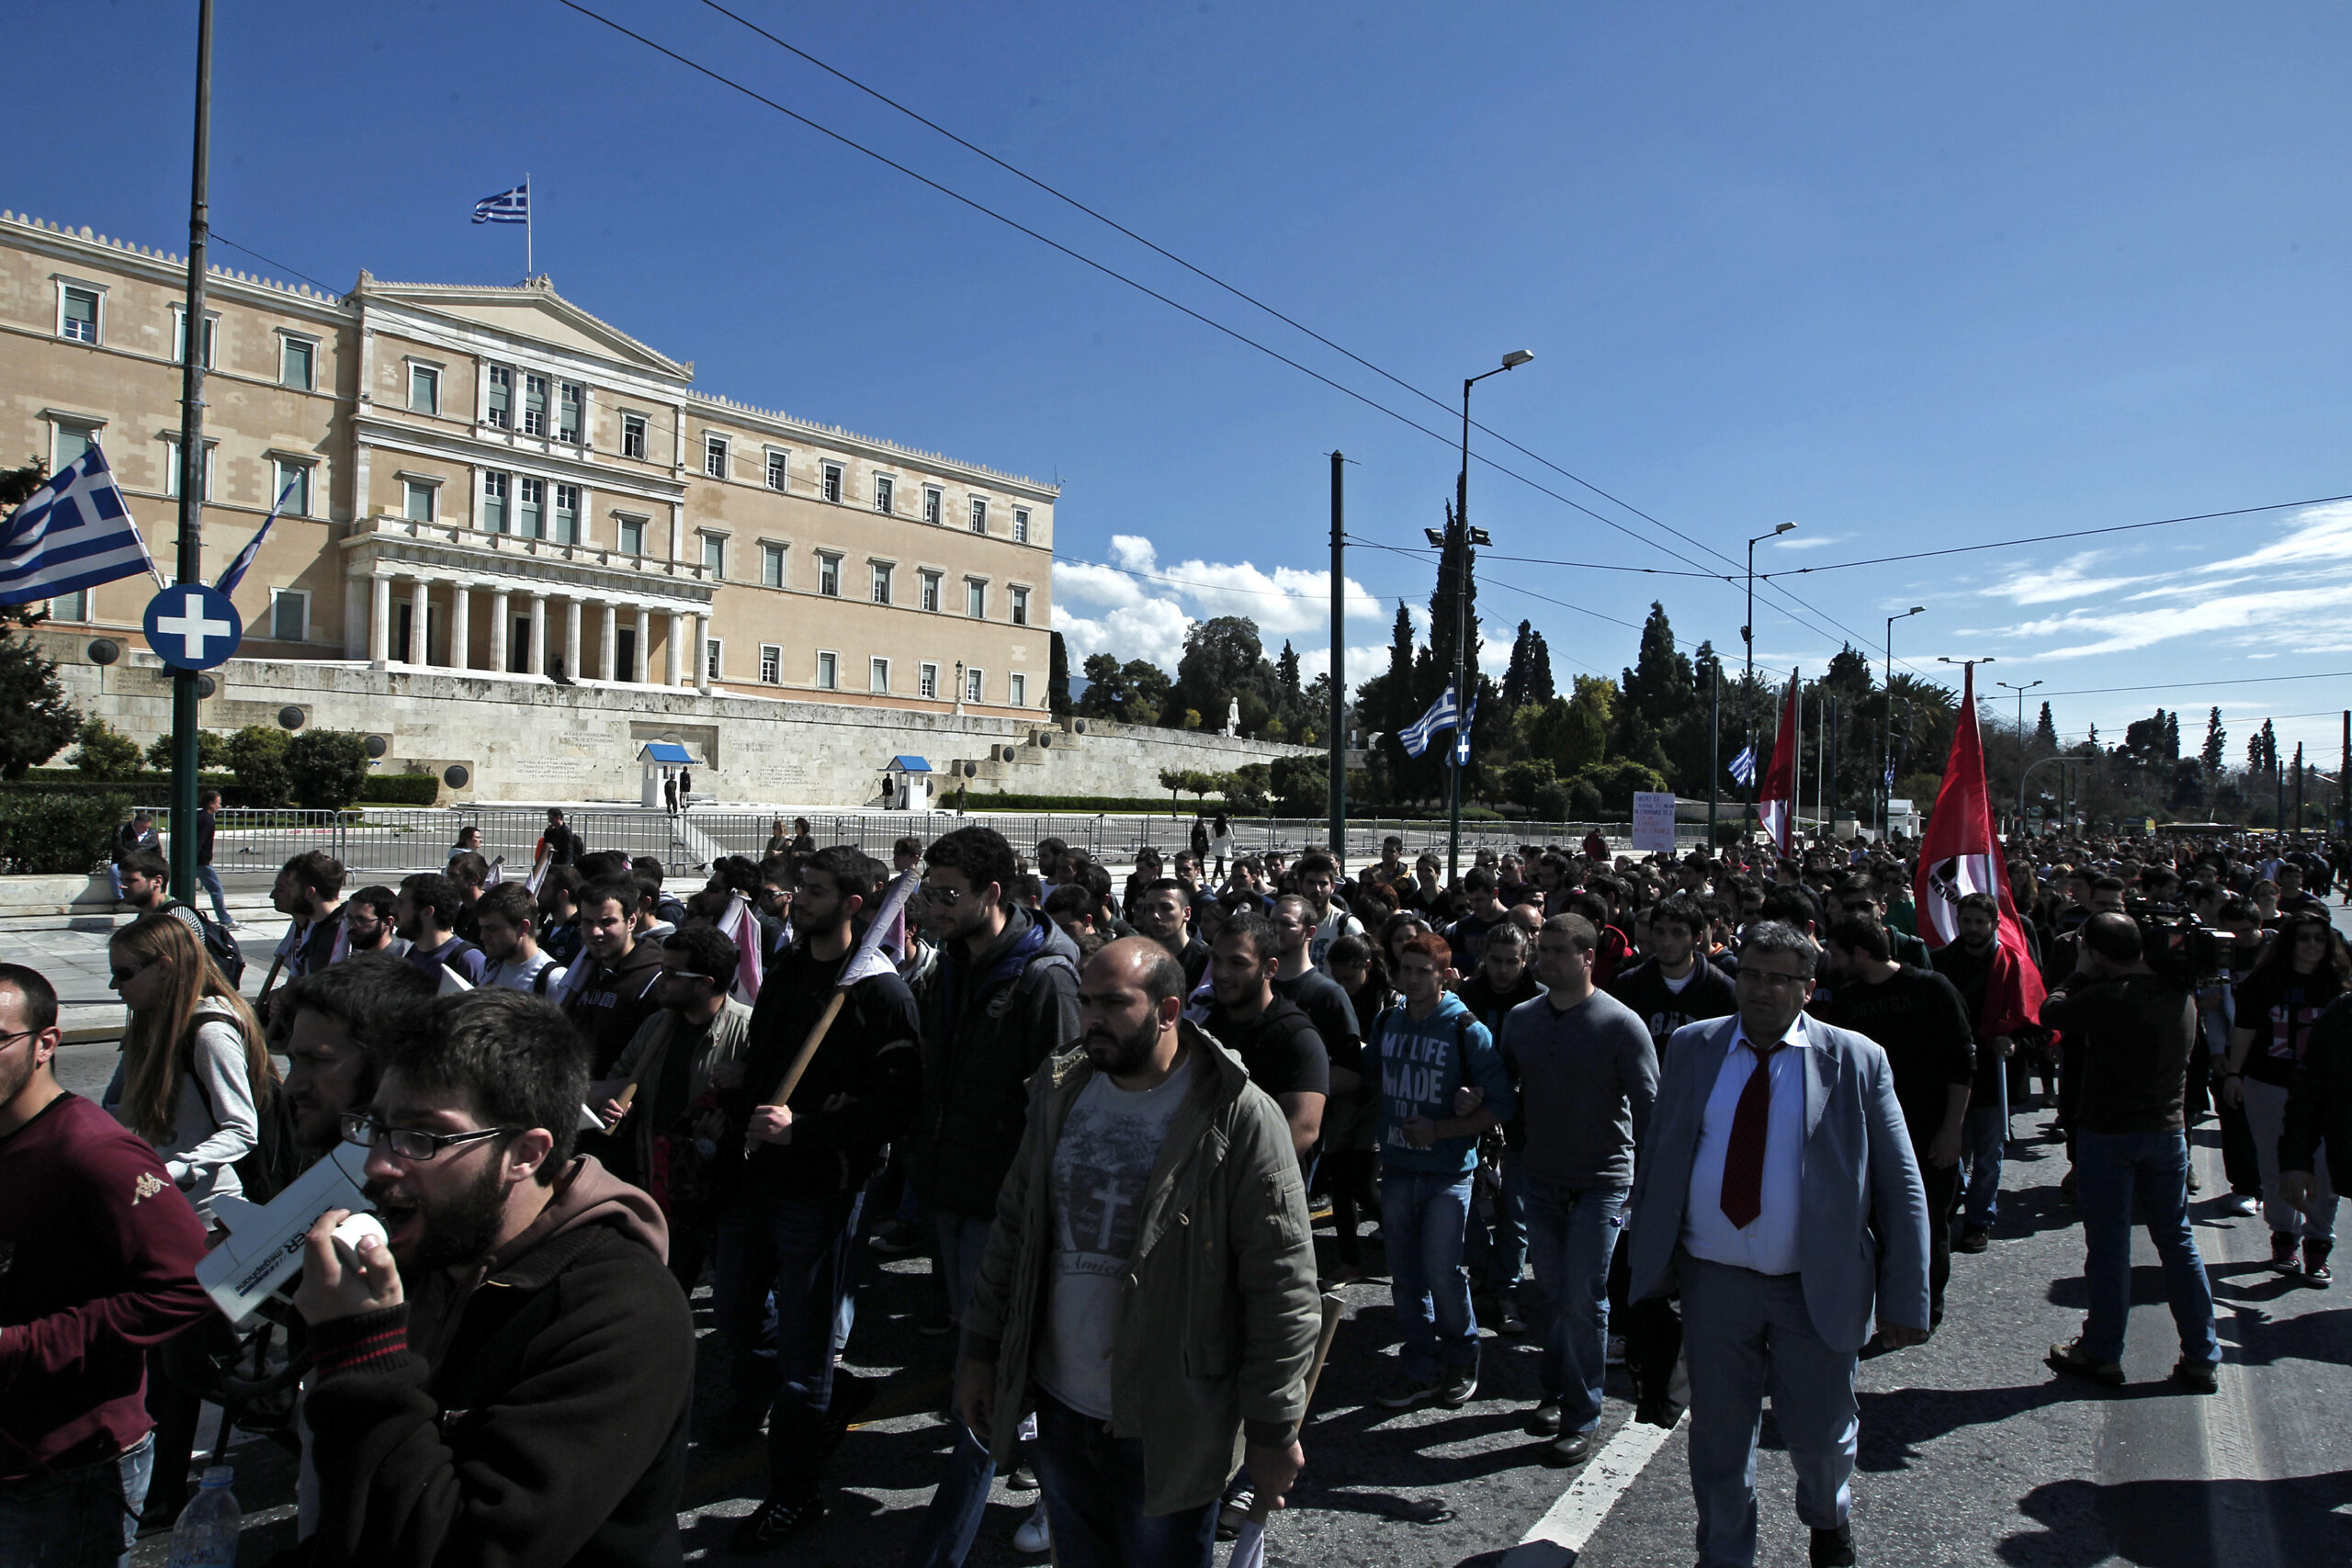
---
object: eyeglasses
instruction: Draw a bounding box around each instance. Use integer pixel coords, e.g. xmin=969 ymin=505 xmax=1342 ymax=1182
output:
xmin=1738 ymin=967 xmax=1815 ymax=990
xmin=340 ymin=1111 xmax=518 ymax=1161
xmin=919 ymin=884 xmax=970 ymax=906
xmin=0 ymin=1028 xmax=38 ymax=1047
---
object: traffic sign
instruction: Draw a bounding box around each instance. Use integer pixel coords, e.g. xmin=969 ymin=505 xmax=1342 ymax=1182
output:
xmin=142 ymin=582 xmax=243 ymax=671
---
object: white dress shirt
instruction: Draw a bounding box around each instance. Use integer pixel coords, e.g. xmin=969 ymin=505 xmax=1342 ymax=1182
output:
xmin=1681 ymin=1015 xmax=1811 ymax=1276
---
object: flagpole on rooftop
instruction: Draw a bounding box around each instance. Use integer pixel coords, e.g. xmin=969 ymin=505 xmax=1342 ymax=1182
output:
xmin=167 ymin=0 xmax=214 ymax=904
xmin=525 ymin=173 xmax=533 ymax=277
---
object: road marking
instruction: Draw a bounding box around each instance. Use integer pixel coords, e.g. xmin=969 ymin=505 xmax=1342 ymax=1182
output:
xmin=1498 ymin=1409 xmax=1686 ymax=1567
xmin=2192 ymin=1140 xmax=2286 ymax=1568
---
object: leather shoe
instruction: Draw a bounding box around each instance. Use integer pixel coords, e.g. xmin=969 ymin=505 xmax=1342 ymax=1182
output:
xmin=1540 ymin=1432 xmax=1591 ymax=1469
xmin=1524 ymin=1399 xmax=1562 ymax=1436
xmin=1809 ymin=1520 xmax=1856 ymax=1566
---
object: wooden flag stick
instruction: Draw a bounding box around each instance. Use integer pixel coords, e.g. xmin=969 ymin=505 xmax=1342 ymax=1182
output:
xmin=1245 ymin=1289 xmax=1346 ymax=1523
xmin=761 ymin=990 xmax=847 ymax=1110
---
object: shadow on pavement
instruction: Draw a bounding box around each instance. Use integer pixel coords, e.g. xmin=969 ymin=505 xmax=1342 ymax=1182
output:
xmin=1997 ymin=1470 xmax=2352 ymax=1565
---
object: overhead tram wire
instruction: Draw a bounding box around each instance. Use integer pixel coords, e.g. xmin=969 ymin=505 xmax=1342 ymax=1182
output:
xmin=557 ymin=0 xmax=1892 ymax=669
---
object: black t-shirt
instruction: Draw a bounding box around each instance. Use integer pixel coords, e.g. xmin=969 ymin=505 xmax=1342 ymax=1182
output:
xmin=2042 ymin=974 xmax=2197 ymax=1134
xmin=1456 ymin=969 xmax=1541 ymax=1040
xmin=1204 ymin=997 xmax=1329 ymax=1101
xmin=1272 ymin=969 xmax=1363 ymax=1079
xmin=2233 ymin=969 xmax=2346 ymax=1089
xmin=1609 ymin=958 xmax=1739 ymax=1061
xmin=1928 ymin=940 xmax=2008 ymax=1098
xmin=1819 ymin=966 xmax=1976 ymax=1145
xmin=734 ymin=942 xmax=922 ymax=1196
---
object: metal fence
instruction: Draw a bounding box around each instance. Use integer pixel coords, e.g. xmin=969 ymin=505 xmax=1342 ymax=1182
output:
xmin=141 ymin=802 xmax=1712 ymax=882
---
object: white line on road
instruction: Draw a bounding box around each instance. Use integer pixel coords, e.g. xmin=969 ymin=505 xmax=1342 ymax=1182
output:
xmin=2193 ymin=1140 xmax=2286 ymax=1568
xmin=1498 ymin=1409 xmax=1686 ymax=1568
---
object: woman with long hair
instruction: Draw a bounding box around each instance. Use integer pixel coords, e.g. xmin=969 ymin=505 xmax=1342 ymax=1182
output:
xmin=2222 ymin=908 xmax=2350 ymax=1282
xmin=102 ymin=910 xmax=271 ymax=1224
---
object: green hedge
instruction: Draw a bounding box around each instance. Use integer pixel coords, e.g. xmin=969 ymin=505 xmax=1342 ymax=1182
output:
xmin=0 ymin=791 xmax=133 ymax=874
xmin=0 ymin=773 xmax=244 ymax=801
xmin=944 ymin=788 xmax=1233 ymax=814
xmin=360 ymin=774 xmax=442 ymax=806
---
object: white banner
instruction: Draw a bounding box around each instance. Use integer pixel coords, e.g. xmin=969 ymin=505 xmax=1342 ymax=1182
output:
xmin=1632 ymin=791 xmax=1679 ymax=853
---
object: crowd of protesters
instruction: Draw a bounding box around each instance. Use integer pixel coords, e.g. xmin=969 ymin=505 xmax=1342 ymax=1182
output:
xmin=7 ymin=808 xmax=2351 ymax=1567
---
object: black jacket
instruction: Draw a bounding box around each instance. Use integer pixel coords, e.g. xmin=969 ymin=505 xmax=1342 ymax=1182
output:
xmin=907 ymin=908 xmax=1080 ymax=1220
xmin=2281 ymin=993 xmax=2352 ymax=1178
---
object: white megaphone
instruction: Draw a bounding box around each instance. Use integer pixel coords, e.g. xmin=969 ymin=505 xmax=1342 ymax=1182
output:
xmin=196 ymin=1141 xmax=372 ymax=1321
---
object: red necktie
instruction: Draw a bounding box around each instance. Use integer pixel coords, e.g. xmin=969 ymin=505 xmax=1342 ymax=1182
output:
xmin=1718 ymin=1038 xmax=1788 ymax=1229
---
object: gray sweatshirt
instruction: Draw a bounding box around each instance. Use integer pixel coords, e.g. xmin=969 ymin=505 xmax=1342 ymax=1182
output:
xmin=102 ymin=998 xmax=258 ymax=1222
xmin=1498 ymin=986 xmax=1658 ymax=1190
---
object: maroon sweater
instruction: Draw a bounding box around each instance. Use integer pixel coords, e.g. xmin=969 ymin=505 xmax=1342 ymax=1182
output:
xmin=0 ymin=1092 xmax=212 ymax=1481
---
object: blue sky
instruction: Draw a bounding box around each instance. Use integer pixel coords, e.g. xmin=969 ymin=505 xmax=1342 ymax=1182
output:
xmin=22 ymin=2 xmax=2352 ymax=765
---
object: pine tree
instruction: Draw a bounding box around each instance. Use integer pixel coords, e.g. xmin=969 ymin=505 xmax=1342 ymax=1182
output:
xmin=1622 ymin=602 xmax=1695 ymax=731
xmin=1047 ymin=631 xmax=1072 ymax=716
xmin=1428 ymin=503 xmax=1482 ymax=699
xmin=2201 ymin=706 xmax=2225 ymax=773
xmin=1382 ymin=602 xmax=1416 ymax=733
xmin=2034 ymin=701 xmax=2059 ymax=750
xmin=1526 ymin=632 xmax=1556 ymax=705
xmin=1277 ymin=640 xmax=1302 ymax=699
xmin=2162 ymin=709 xmax=2180 ymax=762
xmin=1501 ymin=621 xmax=1534 ymax=708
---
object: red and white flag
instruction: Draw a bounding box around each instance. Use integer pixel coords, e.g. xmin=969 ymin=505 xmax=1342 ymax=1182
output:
xmin=1913 ymin=663 xmax=2045 ymax=1034
xmin=716 ymin=891 xmax=766 ymax=1004
xmin=1757 ymin=671 xmax=1800 ymax=855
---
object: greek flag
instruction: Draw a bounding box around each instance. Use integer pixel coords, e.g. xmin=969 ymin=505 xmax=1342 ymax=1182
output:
xmin=1728 ymin=745 xmax=1757 ymax=787
xmin=0 ymin=445 xmax=157 ymax=606
xmin=473 ymin=180 xmax=529 ymax=225
xmin=1883 ymin=765 xmax=1896 ymax=792
xmin=1446 ymin=691 xmax=1482 ymax=768
xmin=1398 ymin=685 xmax=1458 ymax=759
xmin=214 ymin=473 xmax=301 ymax=596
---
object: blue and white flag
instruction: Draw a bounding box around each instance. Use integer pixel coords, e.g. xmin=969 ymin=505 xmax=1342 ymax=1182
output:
xmin=1883 ymin=765 xmax=1896 ymax=792
xmin=0 ymin=445 xmax=158 ymax=606
xmin=214 ymin=473 xmax=301 ymax=596
xmin=1446 ymin=691 xmax=1483 ymax=768
xmin=473 ymin=180 xmax=529 ymax=225
xmin=1398 ymin=684 xmax=1459 ymax=759
xmin=1728 ymin=745 xmax=1757 ymax=787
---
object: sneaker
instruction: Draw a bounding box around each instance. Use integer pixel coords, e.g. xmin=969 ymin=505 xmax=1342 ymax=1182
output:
xmin=2174 ymin=1358 xmax=2220 ymax=1394
xmin=866 ymin=1220 xmax=922 ymax=1257
xmin=1004 ymin=1461 xmax=1038 ymax=1492
xmin=1376 ymin=1376 xmax=1442 ymax=1410
xmin=1540 ymin=1432 xmax=1592 ymax=1469
xmin=729 ymin=1492 xmax=825 ymax=1554
xmin=916 ymin=1317 xmax=955 ymax=1337
xmin=1438 ymin=1365 xmax=1479 ymax=1406
xmin=1604 ymin=1334 xmax=1627 ymax=1367
xmin=2305 ymin=1239 xmax=2335 ymax=1286
xmin=1497 ymin=1296 xmax=1528 ymax=1336
xmin=2272 ymin=1231 xmax=2303 ymax=1270
xmin=2228 ymin=1193 xmax=2263 ymax=1218
xmin=2046 ymin=1338 xmax=2125 ymax=1388
xmin=1956 ymin=1226 xmax=1991 ymax=1255
xmin=1809 ymin=1520 xmax=1858 ymax=1567
xmin=1524 ymin=1398 xmax=1562 ymax=1437
xmin=1012 ymin=1501 xmax=1052 ymax=1555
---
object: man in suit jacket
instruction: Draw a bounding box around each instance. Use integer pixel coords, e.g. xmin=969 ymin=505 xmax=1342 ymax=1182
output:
xmin=1627 ymin=921 xmax=1930 ymax=1568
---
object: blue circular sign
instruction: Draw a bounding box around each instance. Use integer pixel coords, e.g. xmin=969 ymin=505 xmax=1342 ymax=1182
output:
xmin=143 ymin=583 xmax=243 ymax=671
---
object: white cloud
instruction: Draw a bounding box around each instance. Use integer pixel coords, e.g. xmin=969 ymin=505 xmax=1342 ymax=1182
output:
xmin=1978 ymin=550 xmax=2156 ymax=606
xmin=1769 ymin=533 xmax=1847 ymax=553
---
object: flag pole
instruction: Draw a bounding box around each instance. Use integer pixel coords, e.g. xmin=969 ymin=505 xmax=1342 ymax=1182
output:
xmin=525 ymin=173 xmax=533 ymax=277
xmin=168 ymin=0 xmax=214 ymax=908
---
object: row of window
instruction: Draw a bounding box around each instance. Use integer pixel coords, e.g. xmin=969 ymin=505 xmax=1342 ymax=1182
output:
xmin=766 ymin=644 xmax=1022 ymax=705
xmin=55 ymin=281 xmax=322 ymax=391
xmin=707 ymin=434 xmax=1033 ymax=540
xmin=47 ymin=422 xmax=318 ymax=519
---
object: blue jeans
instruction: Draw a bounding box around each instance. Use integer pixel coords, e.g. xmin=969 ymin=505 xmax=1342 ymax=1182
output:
xmin=1522 ymin=1179 xmax=1627 ymax=1433
xmin=899 ymin=1212 xmax=1001 ymax=1568
xmin=193 ymin=863 xmax=230 ymax=925
xmin=713 ymin=1188 xmax=865 ymax=1494
xmin=1032 ymin=1390 xmax=1217 ymax=1568
xmin=2074 ymin=1129 xmax=2220 ymax=1367
xmin=1462 ymin=1147 xmax=1531 ymax=1295
xmin=1381 ymin=1167 xmax=1478 ymax=1382
xmin=1961 ymin=1069 xmax=2007 ymax=1230
xmin=0 ymin=1433 xmax=152 ymax=1568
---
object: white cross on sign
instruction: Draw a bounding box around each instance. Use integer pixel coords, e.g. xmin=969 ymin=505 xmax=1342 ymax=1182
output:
xmin=156 ymin=592 xmax=234 ymax=662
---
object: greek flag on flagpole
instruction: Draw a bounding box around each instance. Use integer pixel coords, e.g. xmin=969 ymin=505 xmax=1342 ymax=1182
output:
xmin=214 ymin=474 xmax=301 ymax=596
xmin=1728 ymin=745 xmax=1757 ymax=786
xmin=1446 ymin=691 xmax=1482 ymax=768
xmin=1397 ymin=685 xmax=1458 ymax=758
xmin=0 ymin=445 xmax=158 ymax=606
xmin=473 ymin=181 xmax=529 ymax=225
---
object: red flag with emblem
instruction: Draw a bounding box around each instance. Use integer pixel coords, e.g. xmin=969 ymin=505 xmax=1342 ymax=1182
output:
xmin=1757 ymin=671 xmax=1800 ymax=856
xmin=1913 ymin=663 xmax=2044 ymax=1034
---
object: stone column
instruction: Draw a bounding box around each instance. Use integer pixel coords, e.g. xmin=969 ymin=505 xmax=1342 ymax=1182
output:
xmin=527 ymin=593 xmax=548 ymax=677
xmin=564 ymin=598 xmax=582 ymax=682
xmin=690 ymin=611 xmax=709 ymax=691
xmin=409 ymin=578 xmax=431 ymax=666
xmin=665 ymin=610 xmax=684 ymax=687
xmin=490 ymin=589 xmax=511 ymax=673
xmin=368 ymin=574 xmax=391 ymax=667
xmin=449 ymin=586 xmax=470 ymax=672
xmin=599 ymin=604 xmax=617 ymax=682
xmin=634 ymin=606 xmax=651 ymax=682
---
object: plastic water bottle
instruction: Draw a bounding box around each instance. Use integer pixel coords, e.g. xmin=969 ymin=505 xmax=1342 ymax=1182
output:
xmin=162 ymin=1465 xmax=241 ymax=1568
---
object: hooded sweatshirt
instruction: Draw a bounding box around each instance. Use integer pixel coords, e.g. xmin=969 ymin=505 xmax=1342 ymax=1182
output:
xmin=1371 ymin=990 xmax=1515 ymax=1178
xmin=304 ymin=1155 xmax=694 ymax=1567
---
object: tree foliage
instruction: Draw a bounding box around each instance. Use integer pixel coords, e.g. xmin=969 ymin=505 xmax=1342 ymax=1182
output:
xmin=68 ymin=716 xmax=141 ymax=780
xmin=287 ymin=729 xmax=371 ymax=810
xmin=224 ymin=725 xmax=292 ymax=807
xmin=1075 ymin=654 xmax=1171 ymax=725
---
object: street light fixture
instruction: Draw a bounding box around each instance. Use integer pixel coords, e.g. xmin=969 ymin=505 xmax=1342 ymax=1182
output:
xmin=1996 ymin=679 xmax=2044 ymax=743
xmin=1741 ymin=523 xmax=1797 ymax=838
xmin=1879 ymin=606 xmax=1926 ymax=835
xmin=1443 ymin=349 xmax=1533 ymax=882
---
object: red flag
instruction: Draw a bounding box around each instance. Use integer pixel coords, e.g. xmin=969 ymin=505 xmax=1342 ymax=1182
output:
xmin=1913 ymin=663 xmax=2045 ymax=1034
xmin=1758 ymin=671 xmax=1800 ymax=856
xmin=717 ymin=891 xmax=766 ymax=1004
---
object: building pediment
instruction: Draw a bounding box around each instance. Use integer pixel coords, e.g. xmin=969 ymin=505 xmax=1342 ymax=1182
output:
xmin=355 ymin=274 xmax=691 ymax=380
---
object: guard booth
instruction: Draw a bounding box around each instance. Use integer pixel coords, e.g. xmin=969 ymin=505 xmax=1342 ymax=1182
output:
xmin=639 ymin=740 xmax=699 ymax=809
xmin=882 ymin=755 xmax=934 ymax=811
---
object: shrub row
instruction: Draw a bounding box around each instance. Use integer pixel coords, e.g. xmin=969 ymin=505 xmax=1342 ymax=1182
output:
xmin=0 ymin=791 xmax=132 ymax=874
xmin=359 ymin=774 xmax=442 ymax=806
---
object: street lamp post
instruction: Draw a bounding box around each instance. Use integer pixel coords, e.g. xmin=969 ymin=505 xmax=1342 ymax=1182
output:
xmin=1441 ymin=348 xmax=1532 ymax=884
xmin=1743 ymin=523 xmax=1796 ymax=840
xmin=1997 ymin=679 xmax=2043 ymax=744
xmin=1880 ymin=606 xmax=1925 ymax=836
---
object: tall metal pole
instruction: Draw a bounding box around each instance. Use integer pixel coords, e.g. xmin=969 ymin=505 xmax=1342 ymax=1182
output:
xmin=1329 ymin=451 xmax=1346 ymax=865
xmin=1449 ymin=385 xmax=1470 ymax=886
xmin=2341 ymin=709 xmax=2348 ymax=837
xmin=1743 ymin=537 xmax=1758 ymax=840
xmin=2295 ymin=742 xmax=2305 ymax=832
xmin=169 ymin=0 xmax=214 ymax=904
xmin=1706 ymin=659 xmax=1720 ymax=850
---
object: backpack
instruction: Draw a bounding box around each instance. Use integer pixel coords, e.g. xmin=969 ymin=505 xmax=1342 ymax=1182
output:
xmin=184 ymin=1020 xmax=304 ymax=1204
xmin=164 ymin=900 xmax=246 ymax=987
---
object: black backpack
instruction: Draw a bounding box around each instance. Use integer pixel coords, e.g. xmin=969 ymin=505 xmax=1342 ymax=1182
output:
xmin=185 ymin=1025 xmax=304 ymax=1204
xmin=161 ymin=900 xmax=246 ymax=987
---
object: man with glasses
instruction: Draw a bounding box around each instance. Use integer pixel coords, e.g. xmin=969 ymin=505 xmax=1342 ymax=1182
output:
xmin=296 ymin=988 xmax=693 ymax=1565
xmin=1625 ymin=922 xmax=1929 ymax=1568
xmin=0 ymin=964 xmax=210 ymax=1568
xmin=901 ymin=826 xmax=1080 ymax=1568
xmin=341 ymin=885 xmax=407 ymax=960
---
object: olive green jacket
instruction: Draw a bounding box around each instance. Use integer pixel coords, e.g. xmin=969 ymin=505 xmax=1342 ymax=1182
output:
xmin=962 ymin=1022 xmax=1320 ymax=1516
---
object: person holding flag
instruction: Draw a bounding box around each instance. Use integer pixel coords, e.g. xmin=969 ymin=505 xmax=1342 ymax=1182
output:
xmin=1756 ymin=671 xmax=1801 ymax=857
xmin=1916 ymin=663 xmax=2047 ymax=1253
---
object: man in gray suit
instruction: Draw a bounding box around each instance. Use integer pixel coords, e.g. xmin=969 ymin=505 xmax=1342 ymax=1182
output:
xmin=1627 ymin=921 xmax=1930 ymax=1568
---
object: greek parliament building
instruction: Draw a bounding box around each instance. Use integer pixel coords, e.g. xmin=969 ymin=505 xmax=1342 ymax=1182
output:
xmin=0 ymin=210 xmax=1308 ymax=804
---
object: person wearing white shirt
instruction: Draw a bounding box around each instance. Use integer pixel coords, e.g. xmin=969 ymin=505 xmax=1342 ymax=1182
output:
xmin=476 ymin=883 xmax=566 ymax=997
xmin=1625 ymin=922 xmax=1929 ymax=1568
